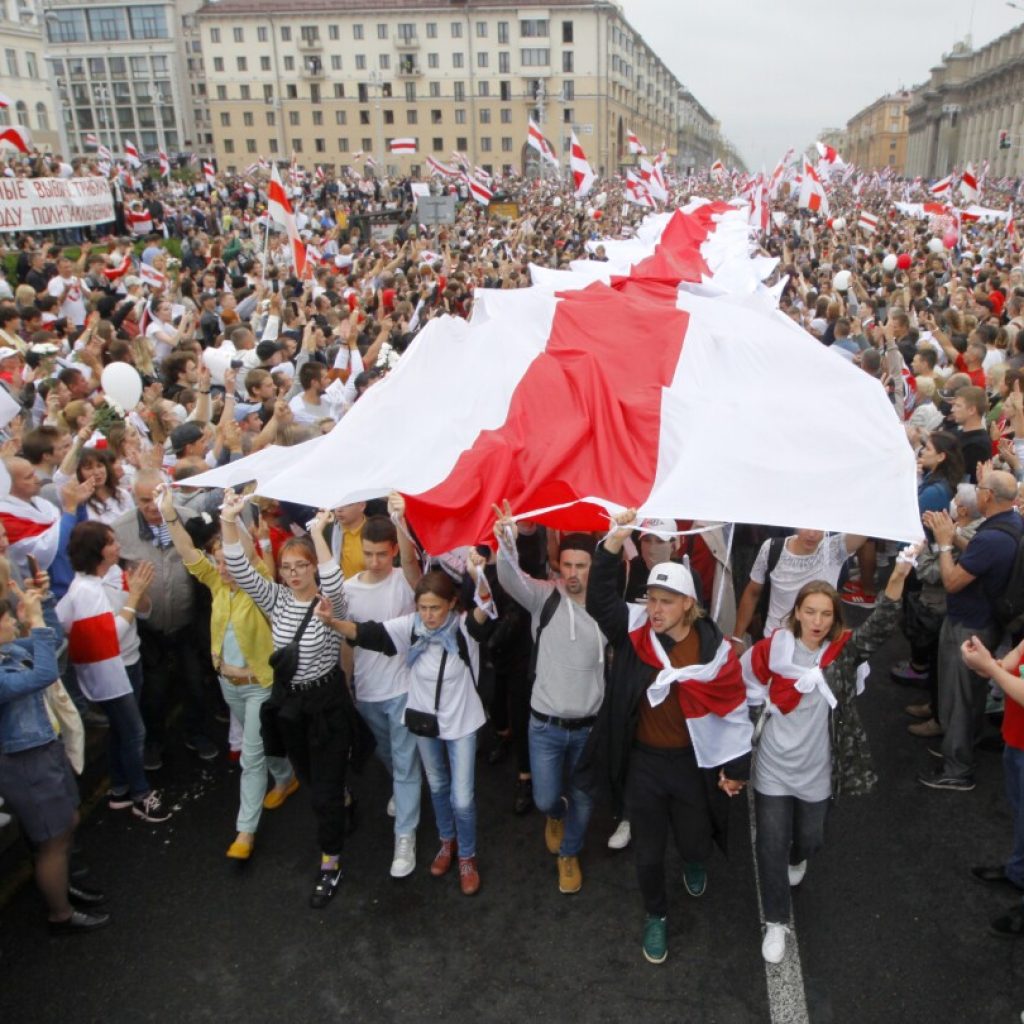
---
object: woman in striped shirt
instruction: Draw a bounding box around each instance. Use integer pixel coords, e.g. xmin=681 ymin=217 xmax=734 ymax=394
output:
xmin=220 ymin=490 xmax=361 ymax=910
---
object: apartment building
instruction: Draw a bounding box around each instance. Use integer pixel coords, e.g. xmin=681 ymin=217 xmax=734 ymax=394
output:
xmin=0 ymin=0 xmax=60 ymax=154
xmin=845 ymin=91 xmax=910 ymax=173
xmin=196 ymin=0 xmax=720 ymax=177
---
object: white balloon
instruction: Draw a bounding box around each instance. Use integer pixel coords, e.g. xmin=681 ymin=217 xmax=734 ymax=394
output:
xmin=594 ymin=191 xmax=607 ymax=208
xmin=927 ymin=237 xmax=945 ymax=254
xmin=832 ymin=270 xmax=851 ymax=292
xmin=831 ymin=217 xmax=846 ymax=230
xmin=552 ymin=197 xmax=562 ymax=208
xmin=101 ymin=362 xmax=142 ymax=411
xmin=882 ymin=254 xmax=898 ymax=272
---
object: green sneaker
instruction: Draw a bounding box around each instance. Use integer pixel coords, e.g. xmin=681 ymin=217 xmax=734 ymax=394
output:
xmin=683 ymin=861 xmax=707 ymax=897
xmin=642 ymin=914 xmax=668 ymax=964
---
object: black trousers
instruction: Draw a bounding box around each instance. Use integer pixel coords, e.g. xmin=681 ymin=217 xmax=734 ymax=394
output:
xmin=138 ymin=624 xmax=209 ymax=747
xmin=625 ymin=744 xmax=714 ymax=917
xmin=261 ymin=677 xmax=352 ymax=857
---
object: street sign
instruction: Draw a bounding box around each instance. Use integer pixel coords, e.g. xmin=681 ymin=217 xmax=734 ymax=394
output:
xmin=416 ymin=195 xmax=457 ymax=225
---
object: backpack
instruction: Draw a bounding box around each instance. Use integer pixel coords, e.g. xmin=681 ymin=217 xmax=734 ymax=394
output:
xmin=526 ymin=589 xmax=562 ymax=687
xmin=979 ymin=521 xmax=1024 ymax=632
xmin=752 ymin=536 xmax=786 ymax=640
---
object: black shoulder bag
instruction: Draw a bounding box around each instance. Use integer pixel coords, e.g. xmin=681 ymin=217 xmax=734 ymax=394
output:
xmin=405 ymin=649 xmax=448 ymax=738
xmin=268 ymin=599 xmax=319 ymax=688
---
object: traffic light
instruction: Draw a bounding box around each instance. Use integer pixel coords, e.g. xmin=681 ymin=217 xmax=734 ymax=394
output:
xmin=1000 ymin=129 xmax=1012 ymax=150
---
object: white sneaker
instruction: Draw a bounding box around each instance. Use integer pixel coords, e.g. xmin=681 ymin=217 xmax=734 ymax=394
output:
xmin=390 ymin=834 xmax=416 ymax=878
xmin=762 ymin=923 xmax=788 ymax=964
xmin=0 ymin=811 xmax=10 ymax=828
xmin=608 ymin=819 xmax=631 ymax=849
xmin=788 ymin=860 xmax=807 ymax=886
xmin=386 ymin=796 xmax=396 ymax=818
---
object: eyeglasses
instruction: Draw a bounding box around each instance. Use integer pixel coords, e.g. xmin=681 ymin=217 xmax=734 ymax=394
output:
xmin=977 ymin=485 xmax=992 ymax=493
xmin=279 ymin=561 xmax=312 ymax=575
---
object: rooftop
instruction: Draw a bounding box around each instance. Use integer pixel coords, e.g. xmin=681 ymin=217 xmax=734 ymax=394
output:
xmin=198 ymin=0 xmax=591 ymax=14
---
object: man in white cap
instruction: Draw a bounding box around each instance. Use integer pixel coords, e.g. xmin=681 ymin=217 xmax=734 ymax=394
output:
xmin=581 ymin=508 xmax=751 ymax=966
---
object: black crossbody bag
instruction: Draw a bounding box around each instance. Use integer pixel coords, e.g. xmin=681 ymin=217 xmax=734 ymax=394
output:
xmin=268 ymin=600 xmax=318 ymax=688
xmin=405 ymin=649 xmax=449 ymax=738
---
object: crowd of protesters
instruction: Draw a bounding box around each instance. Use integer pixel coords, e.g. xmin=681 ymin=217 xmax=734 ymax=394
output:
xmin=0 ymin=149 xmax=1023 ymax=967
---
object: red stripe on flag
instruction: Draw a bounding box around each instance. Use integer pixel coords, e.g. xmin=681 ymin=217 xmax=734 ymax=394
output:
xmin=67 ymin=612 xmax=121 ymax=664
xmin=0 ymin=513 xmax=55 ymax=545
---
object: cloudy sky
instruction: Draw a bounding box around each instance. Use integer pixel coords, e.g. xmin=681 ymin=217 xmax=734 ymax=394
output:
xmin=623 ymin=0 xmax=1024 ymax=169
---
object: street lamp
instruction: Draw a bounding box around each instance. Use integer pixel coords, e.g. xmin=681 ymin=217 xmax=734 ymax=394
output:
xmin=368 ymin=69 xmax=384 ymax=175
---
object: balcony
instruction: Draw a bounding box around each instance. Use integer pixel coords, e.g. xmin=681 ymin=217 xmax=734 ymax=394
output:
xmin=395 ymin=35 xmax=419 ymax=49
xmin=298 ymin=36 xmax=322 ymax=51
xmin=301 ymin=56 xmax=325 ymax=79
xmin=396 ymin=57 xmax=422 ymax=77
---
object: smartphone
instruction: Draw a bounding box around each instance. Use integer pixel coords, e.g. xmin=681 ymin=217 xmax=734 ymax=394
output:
xmin=26 ymin=554 xmax=39 ymax=581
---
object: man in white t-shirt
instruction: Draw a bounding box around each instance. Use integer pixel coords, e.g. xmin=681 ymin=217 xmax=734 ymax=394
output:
xmin=732 ymin=529 xmax=865 ymax=651
xmin=342 ymin=495 xmax=422 ymax=878
xmin=47 ymin=257 xmax=87 ymax=327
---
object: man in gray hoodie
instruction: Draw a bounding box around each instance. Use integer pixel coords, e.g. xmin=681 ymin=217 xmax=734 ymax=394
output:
xmin=494 ymin=502 xmax=606 ymax=895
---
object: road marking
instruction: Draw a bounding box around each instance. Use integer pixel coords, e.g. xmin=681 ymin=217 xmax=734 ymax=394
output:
xmin=747 ymin=793 xmax=810 ymax=1024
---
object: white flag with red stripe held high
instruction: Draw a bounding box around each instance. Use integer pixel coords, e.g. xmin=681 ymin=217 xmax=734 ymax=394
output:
xmin=798 ymin=157 xmax=829 ymax=216
xmin=710 ymin=158 xmax=725 ymax=179
xmin=123 ymin=140 xmax=141 ymax=168
xmin=84 ymin=133 xmax=99 ymax=148
xmin=570 ymin=132 xmax=595 ymax=199
xmin=627 ymin=130 xmax=647 ymax=155
xmin=857 ymin=210 xmax=879 ymax=234
xmin=930 ymin=174 xmax=953 ymax=198
xmin=390 ymin=138 xmax=417 ymax=154
xmin=960 ymin=163 xmax=979 ymax=204
xmin=138 ymin=263 xmax=166 ymax=289
xmin=527 ymin=118 xmax=559 ymax=169
xmin=267 ymin=164 xmax=306 ymax=279
xmin=0 ymin=125 xmax=31 ymax=154
xmin=624 ymin=169 xmax=654 ymax=208
xmin=158 ymin=149 xmax=170 ymax=179
xmin=466 ymin=175 xmax=493 ymax=206
xmin=203 ymin=161 xmax=216 ymax=187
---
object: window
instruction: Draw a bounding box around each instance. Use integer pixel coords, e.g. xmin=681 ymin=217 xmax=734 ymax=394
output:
xmin=500 ymin=107 xmax=511 ymax=123
xmin=281 ymin=26 xmax=291 ymax=41
xmin=476 ymin=21 xmax=488 ymax=37
xmin=261 ymin=56 xmax=271 ymax=71
xmin=329 ymin=25 xmax=339 ymax=40
xmin=498 ymin=21 xmax=509 ymax=43
xmin=264 ymin=84 xmax=273 ymax=100
xmin=224 ymin=139 xmax=234 ymax=153
xmin=338 ymin=137 xmax=348 ymax=151
xmin=499 ymin=52 xmax=510 ymax=73
xmin=562 ymin=20 xmax=573 ymax=43
xmin=405 ymin=81 xmax=416 ymax=101
xmin=398 ymin=23 xmax=416 ymax=43
xmin=243 ymin=112 xmax=254 ymax=127
xmin=480 ymin=137 xmax=491 ymax=152
xmin=213 ymin=56 xmax=224 ymax=72
xmin=216 ymin=85 xmax=227 ymax=100
xmin=478 ymin=81 xmax=489 ymax=97
xmin=360 ymin=110 xmax=370 ymax=125
xmin=240 ymin=85 xmax=250 ymax=100
xmin=453 ymin=53 xmax=464 ymax=68
xmin=454 ymin=108 xmax=466 ymax=124
xmin=335 ymin=110 xmax=347 ymax=125
xmin=233 ymin=27 xmax=244 ymax=43
xmin=477 ymin=52 xmax=489 ymax=68
xmin=563 ymin=107 xmax=572 ymax=122
xmin=453 ymin=81 xmax=465 ymax=101
xmin=289 ymin=111 xmax=300 ymax=125
xmin=358 ymin=83 xmax=368 ymax=102
xmin=456 ymin=136 xmax=467 ymax=151
xmin=406 ymin=109 xmax=417 ymax=124
xmin=377 ymin=23 xmax=388 ymax=39
xmin=333 ymin=83 xmax=344 ymax=98
xmin=315 ymin=138 xmax=325 ymax=153
xmin=35 ymin=103 xmax=48 ymax=131
xmin=429 ymin=81 xmax=440 ymax=97
xmin=286 ymin=84 xmax=297 ymax=98
xmin=258 ymin=26 xmax=268 ymax=42
xmin=428 ymin=53 xmax=439 ymax=69
xmin=269 ymin=138 xmax=278 ymax=153
xmin=361 ymin=137 xmax=371 ymax=149
xmin=237 ymin=56 xmax=247 ymax=71
xmin=353 ymin=24 xmax=364 ymax=40
xmin=451 ymin=21 xmax=462 ymax=38
xmin=433 ymin=137 xmax=443 ymax=152
xmin=500 ymin=81 xmax=511 ymax=101
xmin=246 ymin=138 xmax=257 ymax=153
xmin=129 ymin=6 xmax=169 ymax=39
xmin=502 ymin=137 xmax=513 ymax=152
xmin=283 ymin=56 xmax=294 ymax=71
xmin=87 ymin=7 xmax=129 ymax=42
xmin=266 ymin=111 xmax=275 ymax=125
xmin=313 ymin=110 xmax=323 ymax=125
xmin=331 ymin=55 xmax=342 ymax=70
xmin=383 ymin=110 xmax=394 ymax=125
xmin=220 ymin=112 xmax=231 ymax=127
xmin=562 ymin=51 xmax=573 ymax=72
xmin=479 ymin=108 xmax=490 ymax=123
xmin=356 ymin=55 xmax=366 ymax=70
xmin=521 ymin=49 xmax=549 ymax=66
xmin=426 ymin=22 xmax=437 ymax=38
xmin=382 ymin=83 xmax=392 ymax=97
xmin=520 ymin=19 xmax=548 ymax=36
xmin=292 ymin=138 xmax=302 ymax=152
xmin=379 ymin=54 xmax=390 ymax=70
xmin=301 ymin=25 xmax=319 ymax=43
xmin=562 ymin=81 xmax=574 ymax=100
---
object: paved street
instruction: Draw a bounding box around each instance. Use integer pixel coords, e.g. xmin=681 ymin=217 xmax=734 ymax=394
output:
xmin=0 ymin=624 xmax=1021 ymax=1024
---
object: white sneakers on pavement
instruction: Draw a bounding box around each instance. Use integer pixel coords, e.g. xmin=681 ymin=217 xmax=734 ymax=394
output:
xmin=788 ymin=860 xmax=807 ymax=886
xmin=608 ymin=819 xmax=631 ymax=850
xmin=762 ymin=923 xmax=788 ymax=964
xmin=390 ymin=834 xmax=416 ymax=878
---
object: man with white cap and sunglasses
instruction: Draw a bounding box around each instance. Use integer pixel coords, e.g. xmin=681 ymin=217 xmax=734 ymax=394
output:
xmin=581 ymin=507 xmax=752 ymax=966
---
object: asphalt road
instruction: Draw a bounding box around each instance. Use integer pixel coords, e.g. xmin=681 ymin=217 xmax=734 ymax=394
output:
xmin=0 ymin=620 xmax=1021 ymax=1024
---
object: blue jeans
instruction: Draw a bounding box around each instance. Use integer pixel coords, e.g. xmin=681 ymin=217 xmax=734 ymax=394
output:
xmin=416 ymin=732 xmax=477 ymax=858
xmin=356 ymin=693 xmax=421 ymax=838
xmin=1003 ymin=744 xmax=1024 ymax=899
xmin=219 ymin=679 xmax=292 ymax=833
xmin=528 ymin=715 xmax=594 ymax=856
xmin=101 ymin=685 xmax=149 ymax=800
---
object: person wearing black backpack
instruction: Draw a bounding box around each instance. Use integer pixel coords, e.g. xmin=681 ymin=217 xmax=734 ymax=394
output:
xmin=921 ymin=469 xmax=1023 ymax=792
xmin=322 ymin=557 xmax=495 ymax=896
xmin=493 ymin=503 xmax=606 ymax=896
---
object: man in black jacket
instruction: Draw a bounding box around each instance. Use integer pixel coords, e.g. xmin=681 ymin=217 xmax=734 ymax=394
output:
xmin=583 ymin=507 xmax=751 ymax=965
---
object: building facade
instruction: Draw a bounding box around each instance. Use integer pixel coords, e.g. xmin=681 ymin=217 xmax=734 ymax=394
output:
xmin=196 ymin=0 xmax=721 ymax=178
xmin=40 ymin=0 xmax=211 ymax=161
xmin=0 ymin=0 xmax=60 ymax=154
xmin=906 ymin=29 xmax=1024 ymax=179
xmin=845 ymin=90 xmax=910 ymax=173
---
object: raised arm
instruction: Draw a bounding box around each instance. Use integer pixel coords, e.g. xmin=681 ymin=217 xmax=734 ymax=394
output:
xmin=220 ymin=488 xmax=277 ymax=613
xmin=492 ymin=499 xmax=550 ymax=615
xmin=388 ymin=491 xmax=422 ymax=589
xmin=585 ymin=507 xmax=637 ymax=647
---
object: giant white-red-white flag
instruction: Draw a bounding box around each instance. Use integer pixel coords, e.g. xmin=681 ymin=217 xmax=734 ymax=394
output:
xmin=527 ymin=118 xmax=559 ymax=169
xmin=798 ymin=157 xmax=829 ymax=215
xmin=267 ymin=164 xmax=306 ymax=279
xmin=228 ymin=202 xmax=921 ymax=553
xmin=570 ymin=132 xmax=595 ymax=198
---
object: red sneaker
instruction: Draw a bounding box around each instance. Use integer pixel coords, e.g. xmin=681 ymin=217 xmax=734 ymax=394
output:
xmin=841 ymin=587 xmax=876 ymax=607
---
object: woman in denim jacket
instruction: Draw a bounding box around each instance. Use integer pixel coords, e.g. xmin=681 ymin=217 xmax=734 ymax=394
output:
xmin=0 ymin=583 xmax=109 ymax=934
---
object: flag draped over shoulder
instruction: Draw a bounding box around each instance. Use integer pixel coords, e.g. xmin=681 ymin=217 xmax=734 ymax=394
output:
xmin=0 ymin=495 xmax=61 ymax=572
xmin=211 ymin=200 xmax=921 ymax=553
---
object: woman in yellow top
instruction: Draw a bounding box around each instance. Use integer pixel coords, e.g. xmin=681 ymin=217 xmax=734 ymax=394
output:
xmin=157 ymin=485 xmax=297 ymax=861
